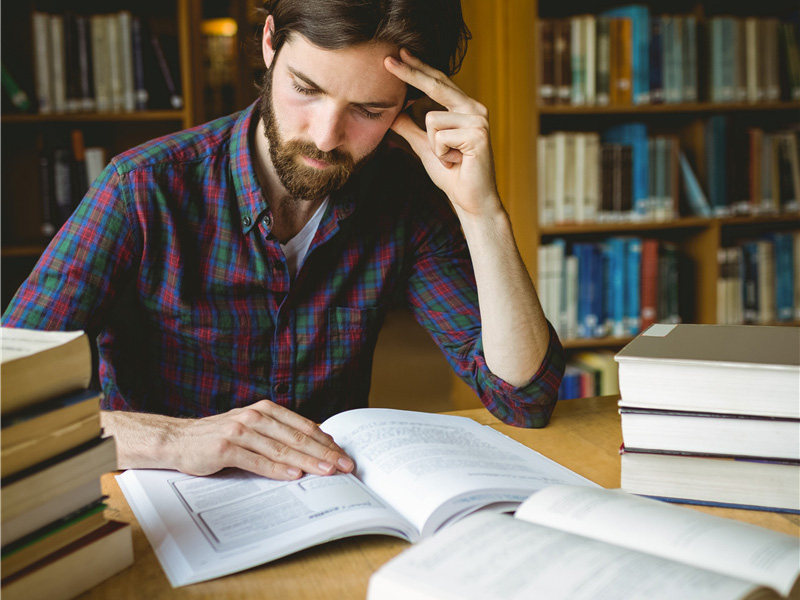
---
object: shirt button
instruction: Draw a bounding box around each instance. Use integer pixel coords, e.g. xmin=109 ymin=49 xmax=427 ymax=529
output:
xmin=242 ymin=215 xmax=252 ymax=227
xmin=263 ymin=215 xmax=272 ymax=227
xmin=274 ymin=383 xmax=289 ymax=394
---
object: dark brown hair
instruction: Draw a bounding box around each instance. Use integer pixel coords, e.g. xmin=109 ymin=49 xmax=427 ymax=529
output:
xmin=259 ymin=0 xmax=471 ymax=98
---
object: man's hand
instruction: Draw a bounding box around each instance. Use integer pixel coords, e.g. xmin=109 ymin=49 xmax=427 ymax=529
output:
xmin=101 ymin=399 xmax=355 ymax=481
xmin=384 ymin=49 xmax=501 ymax=220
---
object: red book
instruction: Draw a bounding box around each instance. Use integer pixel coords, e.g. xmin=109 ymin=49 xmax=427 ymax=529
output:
xmin=640 ymin=239 xmax=659 ymax=329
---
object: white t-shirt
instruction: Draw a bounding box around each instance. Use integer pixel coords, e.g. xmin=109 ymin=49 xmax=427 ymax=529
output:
xmin=279 ymin=197 xmax=330 ymax=279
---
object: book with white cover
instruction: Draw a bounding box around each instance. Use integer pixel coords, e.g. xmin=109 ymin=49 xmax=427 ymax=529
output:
xmin=117 ymin=409 xmax=595 ymax=587
xmin=615 ymin=324 xmax=800 ymax=418
xmin=367 ymin=485 xmax=800 ymax=600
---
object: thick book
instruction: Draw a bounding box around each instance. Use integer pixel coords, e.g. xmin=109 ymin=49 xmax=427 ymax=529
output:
xmin=620 ymin=447 xmax=800 ymax=513
xmin=0 ymin=329 xmax=91 ymax=416
xmin=1 ymin=437 xmax=116 ymax=546
xmin=619 ymin=407 xmax=800 ymax=461
xmin=0 ymin=520 xmax=133 ymax=600
xmin=367 ymin=485 xmax=800 ymax=600
xmin=615 ymin=324 xmax=800 ymax=418
xmin=1 ymin=389 xmax=102 ymax=478
xmin=117 ymin=409 xmax=595 ymax=587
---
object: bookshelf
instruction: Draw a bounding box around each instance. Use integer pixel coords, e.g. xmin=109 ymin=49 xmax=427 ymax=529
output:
xmin=451 ymin=0 xmax=800 ymax=402
xmin=0 ymin=0 xmax=206 ymax=309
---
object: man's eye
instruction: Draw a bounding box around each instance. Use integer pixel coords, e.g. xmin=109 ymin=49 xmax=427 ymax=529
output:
xmin=357 ymin=107 xmax=383 ymax=120
xmin=292 ymin=83 xmax=318 ymax=95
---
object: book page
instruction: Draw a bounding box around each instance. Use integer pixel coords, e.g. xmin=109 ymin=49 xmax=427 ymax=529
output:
xmin=0 ymin=328 xmax=84 ymax=363
xmin=367 ymin=512 xmax=772 ymax=600
xmin=514 ymin=485 xmax=800 ymax=597
xmin=320 ymin=409 xmax=596 ymax=537
xmin=117 ymin=468 xmax=415 ymax=587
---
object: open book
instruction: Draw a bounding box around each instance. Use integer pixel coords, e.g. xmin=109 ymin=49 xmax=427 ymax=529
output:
xmin=368 ymin=485 xmax=800 ymax=600
xmin=117 ymin=409 xmax=595 ymax=587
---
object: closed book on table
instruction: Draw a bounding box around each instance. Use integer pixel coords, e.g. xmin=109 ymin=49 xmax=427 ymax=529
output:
xmin=0 ymin=329 xmax=91 ymax=416
xmin=620 ymin=447 xmax=800 ymax=513
xmin=615 ymin=324 xmax=800 ymax=418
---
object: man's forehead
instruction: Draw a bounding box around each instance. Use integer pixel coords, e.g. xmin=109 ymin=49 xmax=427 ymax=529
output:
xmin=278 ymin=33 xmax=406 ymax=104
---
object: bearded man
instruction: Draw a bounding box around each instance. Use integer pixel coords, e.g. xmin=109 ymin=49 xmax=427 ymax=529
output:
xmin=3 ymin=0 xmax=564 ymax=478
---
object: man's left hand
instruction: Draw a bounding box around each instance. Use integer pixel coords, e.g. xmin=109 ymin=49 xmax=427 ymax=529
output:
xmin=384 ymin=49 xmax=501 ymax=220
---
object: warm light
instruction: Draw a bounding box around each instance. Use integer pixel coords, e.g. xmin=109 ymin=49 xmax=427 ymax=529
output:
xmin=201 ymin=18 xmax=238 ymax=37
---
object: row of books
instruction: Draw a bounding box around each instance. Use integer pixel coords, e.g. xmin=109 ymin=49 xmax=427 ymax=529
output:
xmin=717 ymin=232 xmax=800 ymax=326
xmin=538 ymin=237 xmax=688 ymax=342
xmin=25 ymin=10 xmax=182 ymax=115
xmin=616 ymin=323 xmax=800 ymax=514
xmin=539 ymin=7 xmax=800 ymax=107
xmin=557 ymin=350 xmax=620 ymax=401
xmin=1 ymin=328 xmax=133 ymax=600
xmin=538 ymin=121 xmax=800 ymax=226
xmin=36 ymin=131 xmax=106 ymax=237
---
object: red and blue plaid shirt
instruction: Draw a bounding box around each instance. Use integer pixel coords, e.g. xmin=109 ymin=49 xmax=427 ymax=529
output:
xmin=3 ymin=101 xmax=564 ymax=426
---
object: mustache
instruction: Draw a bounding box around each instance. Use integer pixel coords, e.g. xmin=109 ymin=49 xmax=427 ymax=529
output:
xmin=286 ymin=140 xmax=354 ymax=168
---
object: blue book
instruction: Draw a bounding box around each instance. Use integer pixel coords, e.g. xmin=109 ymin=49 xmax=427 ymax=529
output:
xmin=625 ymin=237 xmax=642 ymax=334
xmin=606 ymin=238 xmax=627 ymax=336
xmin=602 ymin=5 xmax=651 ymax=104
xmin=649 ymin=16 xmax=664 ymax=103
xmin=603 ymin=123 xmax=650 ymax=217
xmin=705 ymin=116 xmax=729 ymax=215
xmin=772 ymin=232 xmax=795 ymax=322
xmin=678 ymin=152 xmax=712 ymax=217
xmin=592 ymin=244 xmax=608 ymax=337
xmin=576 ymin=243 xmax=603 ymax=338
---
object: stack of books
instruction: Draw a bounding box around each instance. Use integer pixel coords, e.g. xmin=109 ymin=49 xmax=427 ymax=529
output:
xmin=615 ymin=323 xmax=800 ymax=513
xmin=1 ymin=328 xmax=133 ymax=600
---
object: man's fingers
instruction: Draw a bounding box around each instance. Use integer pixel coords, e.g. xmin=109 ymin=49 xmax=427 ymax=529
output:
xmin=390 ymin=112 xmax=432 ymax=158
xmin=385 ymin=53 xmax=468 ymax=113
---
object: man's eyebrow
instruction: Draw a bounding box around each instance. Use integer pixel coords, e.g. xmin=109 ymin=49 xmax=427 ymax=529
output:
xmin=287 ymin=67 xmax=400 ymax=109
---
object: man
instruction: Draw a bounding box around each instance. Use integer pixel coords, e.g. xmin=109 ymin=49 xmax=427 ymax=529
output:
xmin=3 ymin=0 xmax=564 ymax=481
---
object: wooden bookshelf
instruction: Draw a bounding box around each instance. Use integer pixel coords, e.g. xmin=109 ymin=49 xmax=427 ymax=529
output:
xmin=0 ymin=0 xmax=206 ymax=310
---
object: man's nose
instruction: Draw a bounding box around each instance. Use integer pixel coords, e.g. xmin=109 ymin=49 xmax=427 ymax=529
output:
xmin=309 ymin=104 xmax=346 ymax=153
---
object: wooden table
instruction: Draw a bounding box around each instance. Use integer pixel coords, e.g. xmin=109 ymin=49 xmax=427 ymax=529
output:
xmin=83 ymin=396 xmax=800 ymax=599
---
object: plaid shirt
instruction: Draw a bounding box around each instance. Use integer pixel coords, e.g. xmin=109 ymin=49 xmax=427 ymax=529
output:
xmin=3 ymin=101 xmax=564 ymax=426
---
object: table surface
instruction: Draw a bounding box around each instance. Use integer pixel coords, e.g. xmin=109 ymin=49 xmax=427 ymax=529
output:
xmin=83 ymin=396 xmax=800 ymax=599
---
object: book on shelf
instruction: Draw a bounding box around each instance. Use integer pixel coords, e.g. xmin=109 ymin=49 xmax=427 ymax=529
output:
xmin=620 ymin=447 xmax=799 ymax=513
xmin=1 ymin=520 xmax=134 ymax=600
xmin=29 ymin=9 xmax=183 ymax=115
xmin=367 ymin=485 xmax=800 ymax=600
xmin=615 ymin=323 xmax=800 ymax=418
xmin=537 ymin=10 xmax=799 ymax=106
xmin=539 ymin=238 xmax=686 ymax=342
xmin=1 ymin=389 xmax=102 ymax=478
xmin=559 ymin=350 xmax=620 ymax=400
xmin=619 ymin=407 xmax=800 ymax=461
xmin=0 ymin=328 xmax=91 ymax=416
xmin=117 ymin=408 xmax=595 ymax=587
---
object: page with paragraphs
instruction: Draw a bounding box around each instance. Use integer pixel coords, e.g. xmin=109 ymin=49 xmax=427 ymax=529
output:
xmin=320 ymin=409 xmax=597 ymax=538
xmin=514 ymin=485 xmax=800 ymax=598
xmin=367 ymin=512 xmax=774 ymax=600
xmin=117 ymin=468 xmax=415 ymax=587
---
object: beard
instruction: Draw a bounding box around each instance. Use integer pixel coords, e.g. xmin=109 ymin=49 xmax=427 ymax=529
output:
xmin=258 ymin=69 xmax=377 ymax=201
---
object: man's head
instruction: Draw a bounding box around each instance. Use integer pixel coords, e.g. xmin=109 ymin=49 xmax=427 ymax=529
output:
xmin=256 ymin=0 xmax=470 ymax=201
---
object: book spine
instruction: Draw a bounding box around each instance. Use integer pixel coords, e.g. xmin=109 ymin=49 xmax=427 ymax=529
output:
xmin=52 ymin=146 xmax=74 ymax=224
xmin=625 ymin=237 xmax=642 ymax=334
xmin=679 ymin=152 xmax=712 ymax=217
xmin=584 ymin=133 xmax=601 ymax=222
xmin=773 ymin=233 xmax=795 ymax=322
xmin=570 ymin=17 xmax=585 ymax=105
xmin=684 ymin=16 xmax=698 ymax=102
xmin=90 ymin=15 xmax=111 ymax=113
xmin=538 ymin=20 xmax=555 ymax=105
xmin=671 ymin=17 xmax=684 ymax=103
xmin=574 ymin=133 xmax=587 ymax=223
xmin=74 ymin=15 xmax=95 ymax=112
xmin=150 ymin=30 xmax=184 ymax=109
xmin=107 ymin=13 xmax=124 ymax=112
xmin=49 ymin=14 xmax=67 ymax=113
xmin=131 ymin=16 xmax=149 ymax=111
xmin=649 ymin=16 xmax=664 ymax=104
xmin=596 ymin=17 xmax=611 ymax=105
xmin=740 ymin=241 xmax=759 ymax=323
xmin=118 ymin=11 xmax=136 ymax=112
xmin=745 ymin=18 xmax=758 ymax=103
xmin=32 ymin=12 xmax=53 ymax=114
xmin=37 ymin=135 xmax=56 ymax=237
xmin=584 ymin=16 xmax=596 ymax=105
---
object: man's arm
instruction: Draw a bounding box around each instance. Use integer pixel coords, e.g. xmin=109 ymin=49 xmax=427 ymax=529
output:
xmin=101 ymin=401 xmax=354 ymax=479
xmin=385 ymin=50 xmax=552 ymax=387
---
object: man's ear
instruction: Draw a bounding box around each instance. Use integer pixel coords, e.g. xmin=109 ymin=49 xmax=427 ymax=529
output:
xmin=262 ymin=15 xmax=276 ymax=69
